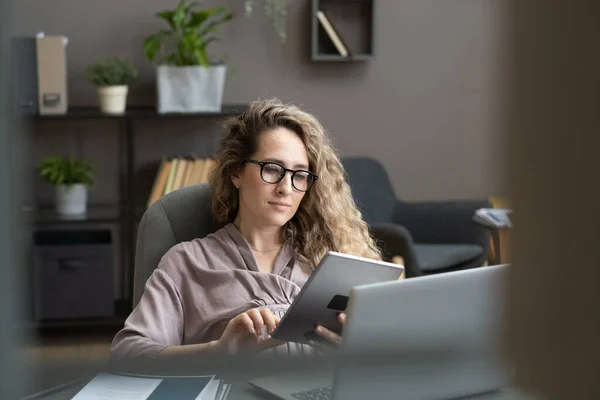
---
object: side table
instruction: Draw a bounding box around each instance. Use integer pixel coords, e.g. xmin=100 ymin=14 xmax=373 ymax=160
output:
xmin=491 ymin=228 xmax=511 ymax=265
xmin=473 ymin=216 xmax=512 ymax=265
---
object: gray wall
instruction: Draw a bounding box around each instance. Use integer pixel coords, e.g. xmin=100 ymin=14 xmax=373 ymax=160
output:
xmin=14 ymin=0 xmax=507 ymax=204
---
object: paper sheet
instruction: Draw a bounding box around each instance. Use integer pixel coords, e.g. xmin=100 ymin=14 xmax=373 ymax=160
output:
xmin=220 ymin=383 xmax=232 ymax=400
xmin=71 ymin=373 xmax=162 ymax=400
xmin=196 ymin=378 xmax=219 ymax=400
xmin=71 ymin=373 xmax=219 ymax=400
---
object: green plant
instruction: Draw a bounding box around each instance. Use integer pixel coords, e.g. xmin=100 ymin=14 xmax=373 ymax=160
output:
xmin=144 ymin=0 xmax=234 ymax=67
xmin=86 ymin=57 xmax=138 ymax=87
xmin=37 ymin=155 xmax=95 ymax=186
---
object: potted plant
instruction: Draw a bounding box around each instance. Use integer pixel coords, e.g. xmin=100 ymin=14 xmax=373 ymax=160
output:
xmin=37 ymin=155 xmax=95 ymax=216
xmin=86 ymin=57 xmax=138 ymax=114
xmin=144 ymin=0 xmax=234 ymax=113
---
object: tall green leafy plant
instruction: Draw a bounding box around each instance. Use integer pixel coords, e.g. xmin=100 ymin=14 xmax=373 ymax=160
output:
xmin=144 ymin=0 xmax=234 ymax=68
xmin=37 ymin=155 xmax=95 ymax=186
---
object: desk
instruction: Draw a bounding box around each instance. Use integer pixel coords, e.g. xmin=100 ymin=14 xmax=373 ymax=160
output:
xmin=28 ymin=376 xmax=533 ymax=400
xmin=25 ymin=349 xmax=530 ymax=400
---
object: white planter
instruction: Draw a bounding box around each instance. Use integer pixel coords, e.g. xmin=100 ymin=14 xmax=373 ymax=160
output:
xmin=157 ymin=65 xmax=227 ymax=113
xmin=55 ymin=184 xmax=88 ymax=216
xmin=97 ymin=85 xmax=128 ymax=114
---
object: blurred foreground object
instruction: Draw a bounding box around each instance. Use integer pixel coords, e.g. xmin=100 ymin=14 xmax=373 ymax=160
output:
xmin=505 ymin=1 xmax=600 ymax=399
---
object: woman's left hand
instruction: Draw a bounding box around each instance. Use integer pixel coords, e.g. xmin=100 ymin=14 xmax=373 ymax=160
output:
xmin=312 ymin=312 xmax=346 ymax=350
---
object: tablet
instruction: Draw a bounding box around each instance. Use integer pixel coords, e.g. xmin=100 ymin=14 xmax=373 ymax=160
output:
xmin=271 ymin=251 xmax=404 ymax=345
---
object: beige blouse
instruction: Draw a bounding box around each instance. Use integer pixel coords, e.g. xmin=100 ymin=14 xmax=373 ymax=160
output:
xmin=110 ymin=223 xmax=315 ymax=360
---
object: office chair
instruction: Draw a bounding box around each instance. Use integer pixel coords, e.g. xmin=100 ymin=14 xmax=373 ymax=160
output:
xmin=341 ymin=156 xmax=491 ymax=277
xmin=133 ymin=183 xmax=219 ymax=307
xmin=132 ymin=181 xmax=411 ymax=308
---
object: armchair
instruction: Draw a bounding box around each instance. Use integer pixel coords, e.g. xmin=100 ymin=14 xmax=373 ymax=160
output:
xmin=341 ymin=156 xmax=491 ymax=278
xmin=133 ymin=183 xmax=219 ymax=307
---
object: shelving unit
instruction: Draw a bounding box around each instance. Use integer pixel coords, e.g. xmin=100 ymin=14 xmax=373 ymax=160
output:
xmin=311 ymin=0 xmax=375 ymax=61
xmin=23 ymin=205 xmax=125 ymax=225
xmin=27 ymin=104 xmax=247 ymax=331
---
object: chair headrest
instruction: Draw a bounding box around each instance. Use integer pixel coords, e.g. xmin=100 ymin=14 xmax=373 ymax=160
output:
xmin=133 ymin=183 xmax=220 ymax=306
xmin=341 ymin=157 xmax=398 ymax=224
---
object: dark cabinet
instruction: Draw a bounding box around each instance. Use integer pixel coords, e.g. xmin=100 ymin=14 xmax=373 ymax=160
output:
xmin=33 ymin=229 xmax=114 ymax=320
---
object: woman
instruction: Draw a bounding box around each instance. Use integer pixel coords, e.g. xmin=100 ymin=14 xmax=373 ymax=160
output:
xmin=110 ymin=98 xmax=382 ymax=361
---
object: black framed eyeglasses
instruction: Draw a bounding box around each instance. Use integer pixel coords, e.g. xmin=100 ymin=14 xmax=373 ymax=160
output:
xmin=245 ymin=159 xmax=318 ymax=192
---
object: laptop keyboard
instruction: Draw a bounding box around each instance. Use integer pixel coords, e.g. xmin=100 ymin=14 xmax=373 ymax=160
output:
xmin=291 ymin=386 xmax=332 ymax=400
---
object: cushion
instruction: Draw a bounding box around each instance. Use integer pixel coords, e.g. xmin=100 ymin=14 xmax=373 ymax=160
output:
xmin=414 ymin=243 xmax=483 ymax=272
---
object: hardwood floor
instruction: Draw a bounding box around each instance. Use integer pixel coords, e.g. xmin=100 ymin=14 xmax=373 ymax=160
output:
xmin=23 ymin=334 xmax=113 ymax=366
xmin=20 ymin=333 xmax=115 ymax=398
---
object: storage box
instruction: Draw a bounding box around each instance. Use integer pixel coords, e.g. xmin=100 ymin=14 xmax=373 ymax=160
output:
xmin=33 ymin=229 xmax=114 ymax=320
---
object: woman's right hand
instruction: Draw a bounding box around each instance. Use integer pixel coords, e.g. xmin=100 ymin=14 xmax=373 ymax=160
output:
xmin=214 ymin=307 xmax=285 ymax=355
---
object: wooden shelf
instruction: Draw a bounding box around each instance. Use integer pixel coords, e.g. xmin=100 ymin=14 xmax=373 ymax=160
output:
xmin=312 ymin=0 xmax=375 ymax=61
xmin=28 ymin=103 xmax=249 ymax=329
xmin=22 ymin=205 xmax=125 ymax=225
xmin=34 ymin=104 xmax=247 ymax=120
xmin=312 ymin=54 xmax=373 ymax=62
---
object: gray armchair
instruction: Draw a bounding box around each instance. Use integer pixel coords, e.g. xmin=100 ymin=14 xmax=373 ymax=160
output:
xmin=133 ymin=183 xmax=218 ymax=307
xmin=341 ymin=157 xmax=491 ymax=278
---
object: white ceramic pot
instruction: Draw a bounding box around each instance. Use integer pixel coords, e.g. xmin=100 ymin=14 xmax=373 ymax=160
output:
xmin=97 ymin=85 xmax=128 ymax=114
xmin=55 ymin=184 xmax=88 ymax=216
xmin=156 ymin=65 xmax=227 ymax=113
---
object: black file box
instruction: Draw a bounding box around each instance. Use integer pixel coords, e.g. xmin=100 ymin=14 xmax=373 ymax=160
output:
xmin=33 ymin=229 xmax=115 ymax=320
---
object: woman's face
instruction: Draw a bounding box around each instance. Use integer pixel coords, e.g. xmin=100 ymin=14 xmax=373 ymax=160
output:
xmin=232 ymin=127 xmax=310 ymax=229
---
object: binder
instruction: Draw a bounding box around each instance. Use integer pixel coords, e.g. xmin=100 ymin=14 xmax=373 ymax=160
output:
xmin=36 ymin=35 xmax=68 ymax=115
xmin=10 ymin=37 xmax=39 ymax=115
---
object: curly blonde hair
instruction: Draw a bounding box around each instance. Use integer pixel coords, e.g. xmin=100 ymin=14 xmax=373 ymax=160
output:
xmin=209 ymin=98 xmax=382 ymax=269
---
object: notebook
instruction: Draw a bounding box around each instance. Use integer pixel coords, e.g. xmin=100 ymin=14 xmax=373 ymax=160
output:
xmin=70 ymin=372 xmax=231 ymax=400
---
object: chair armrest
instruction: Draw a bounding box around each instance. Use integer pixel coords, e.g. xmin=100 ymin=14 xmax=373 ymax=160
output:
xmin=370 ymin=222 xmax=423 ymax=278
xmin=393 ymin=199 xmax=492 ymax=248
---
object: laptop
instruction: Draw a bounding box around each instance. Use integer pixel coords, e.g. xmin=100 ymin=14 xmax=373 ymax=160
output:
xmin=248 ymin=264 xmax=512 ymax=400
